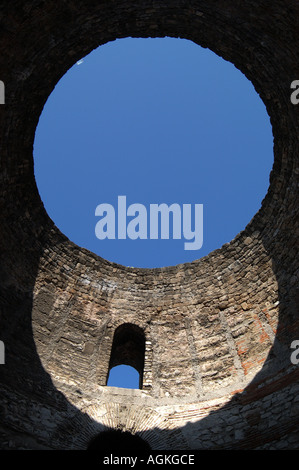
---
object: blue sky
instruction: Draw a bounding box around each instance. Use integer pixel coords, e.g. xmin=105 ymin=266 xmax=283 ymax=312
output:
xmin=33 ymin=37 xmax=273 ymax=388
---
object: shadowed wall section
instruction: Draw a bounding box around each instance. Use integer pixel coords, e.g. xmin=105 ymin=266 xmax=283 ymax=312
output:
xmin=0 ymin=0 xmax=298 ymax=450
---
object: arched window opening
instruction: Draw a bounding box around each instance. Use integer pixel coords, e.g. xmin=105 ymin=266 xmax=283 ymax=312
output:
xmin=107 ymin=364 xmax=140 ymax=389
xmin=106 ymin=324 xmax=145 ymax=389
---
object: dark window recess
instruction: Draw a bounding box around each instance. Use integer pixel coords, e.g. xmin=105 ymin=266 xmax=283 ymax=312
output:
xmin=107 ymin=323 xmax=145 ymax=389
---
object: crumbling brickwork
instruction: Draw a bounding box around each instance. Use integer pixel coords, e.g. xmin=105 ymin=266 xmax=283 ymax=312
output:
xmin=0 ymin=0 xmax=298 ymax=450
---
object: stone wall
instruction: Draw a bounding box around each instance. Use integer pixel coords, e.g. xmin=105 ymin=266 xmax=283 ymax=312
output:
xmin=0 ymin=0 xmax=298 ymax=450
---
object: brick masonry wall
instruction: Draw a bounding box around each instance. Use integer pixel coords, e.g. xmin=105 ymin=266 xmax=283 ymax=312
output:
xmin=0 ymin=0 xmax=298 ymax=450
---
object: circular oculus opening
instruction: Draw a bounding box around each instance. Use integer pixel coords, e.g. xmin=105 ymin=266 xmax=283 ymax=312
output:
xmin=34 ymin=37 xmax=273 ymax=268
